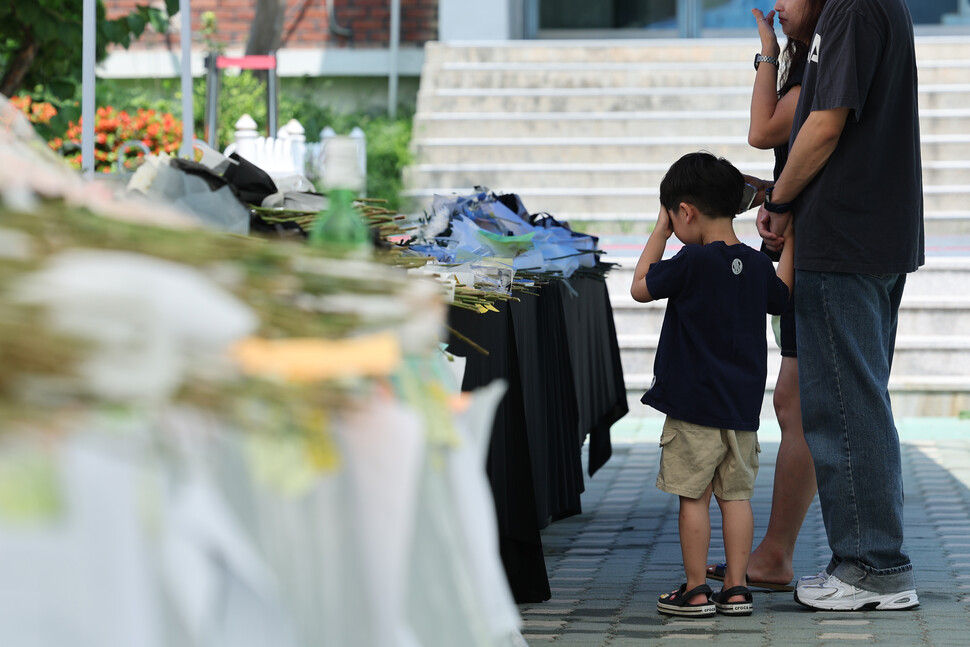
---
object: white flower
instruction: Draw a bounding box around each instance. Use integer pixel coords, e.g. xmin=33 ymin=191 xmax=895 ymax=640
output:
xmin=13 ymin=249 xmax=257 ymax=404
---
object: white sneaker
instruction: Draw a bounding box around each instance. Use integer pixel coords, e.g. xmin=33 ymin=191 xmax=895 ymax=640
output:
xmin=795 ymin=569 xmax=829 ymax=591
xmin=794 ymin=575 xmax=919 ymax=611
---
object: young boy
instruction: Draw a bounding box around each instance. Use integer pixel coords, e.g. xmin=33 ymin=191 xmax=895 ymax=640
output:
xmin=631 ymin=152 xmax=794 ymax=618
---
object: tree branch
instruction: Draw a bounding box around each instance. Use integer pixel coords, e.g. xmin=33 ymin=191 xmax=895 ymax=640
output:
xmin=0 ymin=34 xmax=39 ymax=98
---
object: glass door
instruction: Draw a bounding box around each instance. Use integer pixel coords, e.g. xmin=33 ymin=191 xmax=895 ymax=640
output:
xmin=534 ymin=0 xmax=966 ymax=37
xmin=539 ymin=0 xmax=677 ymax=30
xmin=536 ymin=1 xmax=766 ymax=38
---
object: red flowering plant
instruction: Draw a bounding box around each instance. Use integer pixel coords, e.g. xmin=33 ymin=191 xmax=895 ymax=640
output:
xmin=9 ymin=95 xmax=58 ymax=127
xmin=10 ymin=94 xmax=69 ymax=154
xmin=58 ymin=106 xmax=184 ymax=173
xmin=10 ymin=96 xmax=184 ymax=173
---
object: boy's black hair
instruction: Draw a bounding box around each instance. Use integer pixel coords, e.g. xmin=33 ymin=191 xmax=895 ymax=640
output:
xmin=659 ymin=151 xmax=744 ymax=219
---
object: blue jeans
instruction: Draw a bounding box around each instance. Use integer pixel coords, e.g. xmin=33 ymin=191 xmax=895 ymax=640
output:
xmin=794 ymin=270 xmax=915 ymax=593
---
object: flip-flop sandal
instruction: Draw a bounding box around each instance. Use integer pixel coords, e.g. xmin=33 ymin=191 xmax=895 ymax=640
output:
xmin=713 ymin=585 xmax=754 ymax=616
xmin=706 ymin=562 xmax=795 ymax=593
xmin=657 ymin=583 xmax=716 ymax=617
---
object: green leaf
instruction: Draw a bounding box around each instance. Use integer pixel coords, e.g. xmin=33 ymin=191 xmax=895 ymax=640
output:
xmin=48 ymin=79 xmax=76 ymax=101
xmin=30 ymin=18 xmax=57 ymax=43
xmin=57 ymin=21 xmax=78 ymax=46
xmin=101 ymin=15 xmax=133 ymax=49
xmin=164 ymin=0 xmax=180 ymax=18
xmin=126 ymin=13 xmax=147 ymax=38
xmin=16 ymin=2 xmax=41 ymax=25
xmin=147 ymin=10 xmax=168 ymax=34
xmin=101 ymin=19 xmax=126 ymax=44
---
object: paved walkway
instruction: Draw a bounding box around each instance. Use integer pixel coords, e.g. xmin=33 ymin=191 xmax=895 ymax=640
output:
xmin=519 ymin=417 xmax=970 ymax=646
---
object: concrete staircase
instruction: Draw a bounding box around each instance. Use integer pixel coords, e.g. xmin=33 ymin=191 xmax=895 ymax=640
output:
xmin=406 ymin=37 xmax=970 ymax=417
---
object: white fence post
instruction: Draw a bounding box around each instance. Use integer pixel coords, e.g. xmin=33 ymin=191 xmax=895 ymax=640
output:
xmin=350 ymin=126 xmax=367 ymax=189
xmin=281 ymin=119 xmax=306 ymax=176
xmin=224 ymin=118 xmax=365 ymax=184
xmin=227 ymin=113 xmax=259 ymax=161
xmin=315 ymin=126 xmax=337 ymax=180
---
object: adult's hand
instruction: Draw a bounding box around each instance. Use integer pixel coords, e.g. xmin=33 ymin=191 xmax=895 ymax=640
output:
xmin=742 ymin=174 xmax=771 ymax=208
xmin=756 ymin=205 xmax=791 ymax=254
xmin=753 ymin=9 xmax=780 ymax=58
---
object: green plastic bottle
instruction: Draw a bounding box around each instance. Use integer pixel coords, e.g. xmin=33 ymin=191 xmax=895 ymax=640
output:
xmin=309 ymin=187 xmax=370 ymax=256
xmin=309 ymin=135 xmax=371 ymax=257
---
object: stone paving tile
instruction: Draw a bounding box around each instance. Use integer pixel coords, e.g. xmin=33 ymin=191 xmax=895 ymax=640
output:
xmin=517 ymin=421 xmax=970 ymax=646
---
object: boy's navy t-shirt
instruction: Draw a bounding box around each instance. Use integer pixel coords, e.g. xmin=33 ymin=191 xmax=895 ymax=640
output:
xmin=642 ymin=242 xmax=789 ymax=431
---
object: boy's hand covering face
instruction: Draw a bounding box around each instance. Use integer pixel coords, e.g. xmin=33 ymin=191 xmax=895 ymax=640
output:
xmin=656 ymin=206 xmax=674 ymax=239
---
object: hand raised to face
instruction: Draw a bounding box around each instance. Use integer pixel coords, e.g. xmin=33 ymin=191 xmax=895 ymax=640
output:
xmin=752 ymin=8 xmax=780 ymax=57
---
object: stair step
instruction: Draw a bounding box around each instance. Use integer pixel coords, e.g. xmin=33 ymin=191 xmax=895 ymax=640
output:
xmin=418 ymin=84 xmax=970 ymax=113
xmin=624 ymin=373 xmax=970 ymax=393
xmin=488 ymin=212 xmax=970 ymax=239
xmin=610 ymin=297 xmax=970 ymax=338
xmin=605 ymin=255 xmax=970 ymax=294
xmin=406 ymin=160 xmax=970 ymax=190
xmin=624 ymin=376 xmax=970 ymax=418
xmin=410 ymin=134 xmax=970 ymax=165
xmin=403 ymin=186 xmax=970 ymax=217
xmin=422 ymin=37 xmax=970 ymax=65
xmin=431 ymin=61 xmax=970 ymax=90
xmin=414 ymin=109 xmax=970 ymax=139
xmin=618 ymin=334 xmax=970 ymax=377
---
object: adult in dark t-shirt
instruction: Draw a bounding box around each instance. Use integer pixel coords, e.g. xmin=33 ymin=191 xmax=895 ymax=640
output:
xmin=757 ymin=0 xmax=924 ymax=612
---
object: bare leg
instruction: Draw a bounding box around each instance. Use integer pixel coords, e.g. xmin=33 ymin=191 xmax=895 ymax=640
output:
xmin=680 ymin=485 xmax=714 ymax=604
xmin=716 ymin=496 xmax=753 ymax=602
xmin=747 ymin=356 xmax=817 ymax=584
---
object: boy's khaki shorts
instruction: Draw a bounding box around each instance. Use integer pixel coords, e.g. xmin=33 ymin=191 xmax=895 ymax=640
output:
xmin=656 ymin=416 xmax=760 ymax=500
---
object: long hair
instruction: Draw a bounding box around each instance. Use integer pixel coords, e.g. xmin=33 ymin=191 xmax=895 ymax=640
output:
xmin=780 ymin=0 xmax=827 ymax=89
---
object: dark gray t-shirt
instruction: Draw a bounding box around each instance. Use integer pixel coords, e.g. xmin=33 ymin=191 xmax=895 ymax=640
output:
xmin=790 ymin=0 xmax=925 ymax=274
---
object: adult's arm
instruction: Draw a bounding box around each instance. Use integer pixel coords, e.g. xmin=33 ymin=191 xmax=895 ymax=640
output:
xmin=757 ymin=106 xmax=851 ymax=250
xmin=777 ymin=219 xmax=795 ymax=293
xmin=747 ymin=9 xmax=798 ymax=150
xmin=749 ymin=87 xmax=801 ymax=150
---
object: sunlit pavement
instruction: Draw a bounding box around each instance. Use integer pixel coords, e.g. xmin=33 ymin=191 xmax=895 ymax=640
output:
xmin=519 ymin=416 xmax=970 ymax=646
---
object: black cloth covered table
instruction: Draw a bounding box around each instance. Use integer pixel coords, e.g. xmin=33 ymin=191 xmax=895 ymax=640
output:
xmin=446 ymin=275 xmax=627 ymax=603
xmin=561 ymin=275 xmax=628 ymax=476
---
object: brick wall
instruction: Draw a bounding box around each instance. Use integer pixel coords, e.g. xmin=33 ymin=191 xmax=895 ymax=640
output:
xmin=104 ymin=0 xmax=438 ymax=50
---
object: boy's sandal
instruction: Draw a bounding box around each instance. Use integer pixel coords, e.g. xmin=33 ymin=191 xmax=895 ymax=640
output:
xmin=706 ymin=562 xmax=794 ymax=592
xmin=657 ymin=583 xmax=716 ymax=617
xmin=712 ymin=585 xmax=754 ymax=616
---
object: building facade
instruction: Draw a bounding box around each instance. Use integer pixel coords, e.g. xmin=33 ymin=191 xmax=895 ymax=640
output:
xmin=98 ymin=0 xmax=969 ymax=113
xmin=101 ymin=0 xmax=969 ymax=75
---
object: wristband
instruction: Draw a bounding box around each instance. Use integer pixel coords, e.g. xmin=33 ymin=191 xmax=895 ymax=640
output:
xmin=754 ymin=53 xmax=779 ymax=70
xmin=764 ymin=186 xmax=794 ymax=213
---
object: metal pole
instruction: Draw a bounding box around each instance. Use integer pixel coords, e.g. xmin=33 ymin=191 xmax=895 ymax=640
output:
xmin=82 ymin=0 xmax=95 ymax=178
xmin=677 ymin=0 xmax=702 ymax=38
xmin=267 ymin=61 xmax=278 ymax=136
xmin=180 ymin=0 xmax=194 ymax=158
xmin=524 ymin=0 xmax=539 ymax=40
xmin=205 ymin=53 xmax=220 ymax=148
xmin=388 ymin=0 xmax=401 ymax=119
